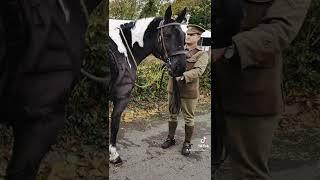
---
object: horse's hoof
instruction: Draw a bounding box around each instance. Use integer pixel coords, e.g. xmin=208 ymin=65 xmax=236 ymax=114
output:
xmin=110 ymin=156 xmax=123 ymax=165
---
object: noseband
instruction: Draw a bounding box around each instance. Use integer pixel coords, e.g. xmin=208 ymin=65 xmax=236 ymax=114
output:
xmin=157 ymin=20 xmax=187 ymax=64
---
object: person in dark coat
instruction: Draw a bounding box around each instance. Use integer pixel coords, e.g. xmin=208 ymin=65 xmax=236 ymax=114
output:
xmin=213 ymin=0 xmax=311 ymax=179
xmin=0 ymin=1 xmax=102 ymax=179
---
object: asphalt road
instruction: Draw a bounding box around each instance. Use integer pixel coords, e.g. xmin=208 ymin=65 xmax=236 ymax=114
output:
xmin=109 ymin=110 xmax=320 ymax=180
xmin=109 ymin=113 xmax=212 ymax=180
xmin=217 ymin=160 xmax=320 ymax=180
xmin=1 ymin=103 xmax=319 ymax=180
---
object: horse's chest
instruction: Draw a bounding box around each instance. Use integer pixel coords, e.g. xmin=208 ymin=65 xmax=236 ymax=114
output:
xmin=108 ymin=49 xmax=136 ymax=99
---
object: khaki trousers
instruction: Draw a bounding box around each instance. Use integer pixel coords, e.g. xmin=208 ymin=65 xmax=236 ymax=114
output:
xmin=168 ymin=93 xmax=198 ymax=126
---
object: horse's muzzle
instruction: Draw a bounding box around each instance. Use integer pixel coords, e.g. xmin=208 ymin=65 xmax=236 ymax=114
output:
xmin=166 ymin=56 xmax=186 ymax=77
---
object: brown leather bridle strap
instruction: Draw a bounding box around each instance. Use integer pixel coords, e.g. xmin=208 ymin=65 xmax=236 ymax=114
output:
xmin=157 ymin=20 xmax=186 ymax=62
xmin=157 ymin=22 xmax=182 ymax=29
xmin=158 ymin=20 xmax=169 ymax=60
xmin=170 ymin=50 xmax=188 ymax=56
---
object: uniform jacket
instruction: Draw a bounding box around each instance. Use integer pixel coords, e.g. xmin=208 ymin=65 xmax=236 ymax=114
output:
xmin=168 ymin=47 xmax=209 ymax=99
xmin=216 ymin=0 xmax=311 ymax=115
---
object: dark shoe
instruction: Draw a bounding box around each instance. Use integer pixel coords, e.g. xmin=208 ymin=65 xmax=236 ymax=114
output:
xmin=181 ymin=141 xmax=192 ymax=156
xmin=161 ymin=136 xmax=176 ymax=149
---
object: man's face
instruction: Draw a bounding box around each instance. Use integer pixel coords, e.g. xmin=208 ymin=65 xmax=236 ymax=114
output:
xmin=185 ymin=33 xmax=201 ymax=45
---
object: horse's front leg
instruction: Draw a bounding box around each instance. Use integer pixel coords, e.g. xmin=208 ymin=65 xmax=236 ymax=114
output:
xmin=109 ymin=97 xmax=130 ymax=164
xmin=6 ymin=109 xmax=65 ymax=180
xmin=6 ymin=71 xmax=73 ymax=180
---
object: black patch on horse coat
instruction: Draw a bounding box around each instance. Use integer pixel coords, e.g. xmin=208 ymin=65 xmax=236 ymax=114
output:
xmin=108 ymin=13 xmax=186 ymax=149
xmin=108 ymin=18 xmax=163 ymax=100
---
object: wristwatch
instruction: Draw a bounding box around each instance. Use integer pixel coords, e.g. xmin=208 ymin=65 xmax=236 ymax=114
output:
xmin=224 ymin=42 xmax=236 ymax=60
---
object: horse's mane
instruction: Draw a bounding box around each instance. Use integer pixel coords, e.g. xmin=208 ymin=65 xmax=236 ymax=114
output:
xmin=120 ymin=21 xmax=135 ymax=30
xmin=119 ymin=17 xmax=176 ymax=32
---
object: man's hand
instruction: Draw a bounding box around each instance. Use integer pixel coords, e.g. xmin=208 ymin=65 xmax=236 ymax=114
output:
xmin=175 ymin=76 xmax=184 ymax=81
xmin=213 ymin=48 xmax=226 ymax=62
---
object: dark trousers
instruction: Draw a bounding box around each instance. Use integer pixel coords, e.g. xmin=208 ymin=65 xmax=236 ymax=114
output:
xmin=224 ymin=113 xmax=280 ymax=180
xmin=5 ymin=71 xmax=74 ymax=180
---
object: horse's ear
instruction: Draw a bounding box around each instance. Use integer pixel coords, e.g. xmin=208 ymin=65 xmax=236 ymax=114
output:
xmin=176 ymin=8 xmax=187 ymax=23
xmin=164 ymin=5 xmax=172 ymax=23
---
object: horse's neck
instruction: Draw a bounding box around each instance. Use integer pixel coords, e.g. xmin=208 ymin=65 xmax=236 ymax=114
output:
xmin=131 ymin=45 xmax=153 ymax=65
xmin=127 ymin=34 xmax=154 ymax=66
xmin=123 ymin=18 xmax=159 ymax=66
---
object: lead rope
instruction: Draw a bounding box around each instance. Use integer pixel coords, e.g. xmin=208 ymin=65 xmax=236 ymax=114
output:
xmin=118 ymin=27 xmax=138 ymax=68
xmin=157 ymin=64 xmax=167 ymax=111
xmin=78 ymin=0 xmax=110 ymax=82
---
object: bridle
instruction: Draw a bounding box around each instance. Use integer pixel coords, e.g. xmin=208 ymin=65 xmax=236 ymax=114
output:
xmin=79 ymin=18 xmax=187 ymax=85
xmin=119 ymin=19 xmax=186 ymax=69
xmin=156 ymin=20 xmax=187 ymax=65
xmin=111 ymin=19 xmax=187 ymax=88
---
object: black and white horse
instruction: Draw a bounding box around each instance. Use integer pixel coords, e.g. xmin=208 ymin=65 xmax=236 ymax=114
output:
xmin=108 ymin=6 xmax=187 ymax=164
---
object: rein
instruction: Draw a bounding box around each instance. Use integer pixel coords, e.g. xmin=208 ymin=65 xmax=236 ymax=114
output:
xmin=78 ymin=0 xmax=111 ymax=82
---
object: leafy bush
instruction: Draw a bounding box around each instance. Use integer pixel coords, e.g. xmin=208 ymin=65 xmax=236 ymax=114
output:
xmin=200 ymin=57 xmax=211 ymax=91
xmin=131 ymin=55 xmax=211 ymax=104
xmin=283 ymin=0 xmax=320 ymax=98
xmin=63 ymin=2 xmax=108 ymax=147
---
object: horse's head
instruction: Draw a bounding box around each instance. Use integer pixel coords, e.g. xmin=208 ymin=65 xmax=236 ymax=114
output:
xmin=153 ymin=6 xmax=187 ymax=77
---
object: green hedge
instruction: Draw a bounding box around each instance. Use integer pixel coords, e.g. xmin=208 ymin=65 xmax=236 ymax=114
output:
xmin=63 ymin=2 xmax=108 ymax=147
xmin=283 ymin=0 xmax=320 ymax=98
xmin=131 ymin=55 xmax=211 ymax=104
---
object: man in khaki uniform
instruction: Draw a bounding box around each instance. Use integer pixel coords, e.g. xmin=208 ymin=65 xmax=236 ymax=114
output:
xmin=213 ymin=0 xmax=311 ymax=179
xmin=161 ymin=24 xmax=209 ymax=156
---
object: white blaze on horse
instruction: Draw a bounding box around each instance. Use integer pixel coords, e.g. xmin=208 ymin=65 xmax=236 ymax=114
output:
xmin=108 ymin=6 xmax=187 ymax=164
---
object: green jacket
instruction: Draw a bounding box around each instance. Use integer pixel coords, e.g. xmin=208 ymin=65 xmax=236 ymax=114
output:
xmin=216 ymin=0 xmax=311 ymax=115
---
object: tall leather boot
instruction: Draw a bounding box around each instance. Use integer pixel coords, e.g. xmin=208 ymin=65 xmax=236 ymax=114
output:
xmin=182 ymin=125 xmax=194 ymax=156
xmin=161 ymin=121 xmax=177 ymax=149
